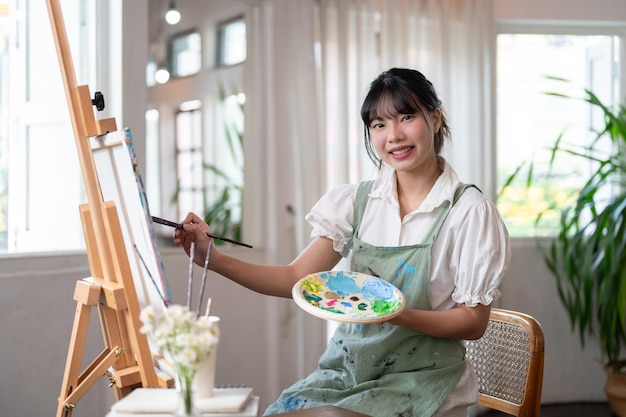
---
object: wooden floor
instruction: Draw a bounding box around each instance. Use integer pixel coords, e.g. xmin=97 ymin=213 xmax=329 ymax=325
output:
xmin=480 ymin=402 xmax=614 ymax=417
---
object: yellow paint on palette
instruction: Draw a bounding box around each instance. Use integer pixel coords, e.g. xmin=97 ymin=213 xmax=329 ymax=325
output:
xmin=302 ymin=275 xmax=325 ymax=295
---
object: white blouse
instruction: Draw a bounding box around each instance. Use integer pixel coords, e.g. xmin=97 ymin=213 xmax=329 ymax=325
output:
xmin=305 ymin=159 xmax=511 ymax=310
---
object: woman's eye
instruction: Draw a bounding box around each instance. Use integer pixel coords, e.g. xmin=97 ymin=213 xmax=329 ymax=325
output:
xmin=401 ymin=115 xmax=414 ymax=122
xmin=371 ymin=122 xmax=384 ymax=129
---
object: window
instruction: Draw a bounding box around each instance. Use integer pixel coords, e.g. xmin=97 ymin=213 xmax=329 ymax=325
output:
xmin=496 ymin=29 xmax=623 ymax=237
xmin=175 ymin=102 xmax=204 ymax=218
xmin=1 ymin=0 xmax=97 ymax=254
xmin=216 ymin=17 xmax=246 ymax=66
xmin=169 ymin=31 xmax=201 ymax=78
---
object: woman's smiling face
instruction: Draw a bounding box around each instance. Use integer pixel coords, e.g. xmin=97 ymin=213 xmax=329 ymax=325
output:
xmin=369 ymin=107 xmax=441 ymax=174
xmin=360 ymin=69 xmax=449 ymax=169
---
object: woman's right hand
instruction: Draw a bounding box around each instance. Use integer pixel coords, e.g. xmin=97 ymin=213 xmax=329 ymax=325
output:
xmin=173 ymin=212 xmax=214 ymax=266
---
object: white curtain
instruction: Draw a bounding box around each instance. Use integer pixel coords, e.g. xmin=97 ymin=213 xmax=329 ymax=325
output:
xmin=316 ymin=0 xmax=497 ymax=195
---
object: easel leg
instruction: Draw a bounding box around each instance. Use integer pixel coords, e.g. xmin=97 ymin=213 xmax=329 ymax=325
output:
xmin=98 ymin=303 xmax=136 ymax=400
xmin=56 ymin=280 xmax=98 ymax=417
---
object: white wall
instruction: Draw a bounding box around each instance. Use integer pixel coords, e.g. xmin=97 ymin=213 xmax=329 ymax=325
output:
xmin=494 ymin=0 xmax=626 ymax=22
xmin=2 ymin=1 xmax=626 ymax=417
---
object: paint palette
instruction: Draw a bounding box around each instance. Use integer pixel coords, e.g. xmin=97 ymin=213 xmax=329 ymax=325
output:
xmin=292 ymin=271 xmax=406 ymax=323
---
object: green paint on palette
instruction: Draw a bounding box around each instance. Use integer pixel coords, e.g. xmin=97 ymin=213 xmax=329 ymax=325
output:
xmin=371 ymin=299 xmax=401 ymax=314
xmin=303 ymin=292 xmax=322 ymax=304
xmin=320 ymin=306 xmax=345 ymax=314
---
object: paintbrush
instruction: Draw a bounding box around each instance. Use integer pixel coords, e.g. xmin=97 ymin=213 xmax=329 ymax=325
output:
xmin=133 ymin=244 xmax=168 ymax=306
xmin=196 ymin=240 xmax=212 ymax=315
xmin=187 ymin=241 xmax=195 ymax=309
xmin=151 ymin=215 xmax=253 ymax=248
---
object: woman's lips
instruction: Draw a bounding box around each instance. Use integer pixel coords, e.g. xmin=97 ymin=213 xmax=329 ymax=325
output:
xmin=389 ymin=146 xmax=414 ymax=158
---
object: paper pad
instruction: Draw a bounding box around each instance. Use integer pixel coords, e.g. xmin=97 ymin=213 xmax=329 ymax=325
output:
xmin=111 ymin=387 xmax=253 ymax=414
xmin=196 ymin=387 xmax=253 ymax=413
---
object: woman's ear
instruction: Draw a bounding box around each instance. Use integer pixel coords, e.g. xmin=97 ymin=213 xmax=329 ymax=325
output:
xmin=432 ymin=108 xmax=442 ymax=133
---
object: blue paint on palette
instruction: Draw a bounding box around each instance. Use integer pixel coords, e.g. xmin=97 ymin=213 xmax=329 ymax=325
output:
xmin=361 ymin=277 xmax=395 ymax=300
xmin=324 ymin=271 xmax=361 ymax=296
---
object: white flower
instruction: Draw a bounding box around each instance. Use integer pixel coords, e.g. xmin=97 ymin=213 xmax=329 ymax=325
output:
xmin=139 ymin=304 xmax=219 ymax=370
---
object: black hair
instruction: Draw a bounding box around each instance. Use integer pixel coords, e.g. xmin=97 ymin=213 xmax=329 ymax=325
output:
xmin=360 ymin=68 xmax=450 ymax=168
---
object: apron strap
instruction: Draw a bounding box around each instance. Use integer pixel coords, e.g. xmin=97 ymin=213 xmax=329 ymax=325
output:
xmin=353 ymin=180 xmax=374 ymax=237
xmin=454 ymin=183 xmax=480 ymax=204
xmin=422 ymin=183 xmax=480 ymax=245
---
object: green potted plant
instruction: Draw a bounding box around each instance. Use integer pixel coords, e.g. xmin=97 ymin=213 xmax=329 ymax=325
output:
xmin=500 ymin=77 xmax=626 ymax=415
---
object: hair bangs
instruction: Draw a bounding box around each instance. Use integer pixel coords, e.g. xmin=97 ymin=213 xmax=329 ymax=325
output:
xmin=361 ymin=88 xmax=423 ymax=126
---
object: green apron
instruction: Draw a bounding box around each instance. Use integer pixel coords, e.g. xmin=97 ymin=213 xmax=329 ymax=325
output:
xmin=264 ymin=182 xmax=471 ymax=417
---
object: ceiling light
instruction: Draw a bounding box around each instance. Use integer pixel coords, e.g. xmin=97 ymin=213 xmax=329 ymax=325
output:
xmin=155 ymin=67 xmax=171 ymax=84
xmin=165 ymin=0 xmax=181 ymax=25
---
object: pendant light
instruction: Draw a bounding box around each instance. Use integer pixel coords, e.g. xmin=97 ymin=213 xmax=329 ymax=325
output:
xmin=165 ymin=0 xmax=181 ymax=25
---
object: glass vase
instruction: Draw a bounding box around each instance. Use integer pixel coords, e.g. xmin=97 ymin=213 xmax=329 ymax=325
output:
xmin=175 ymin=365 xmax=199 ymax=417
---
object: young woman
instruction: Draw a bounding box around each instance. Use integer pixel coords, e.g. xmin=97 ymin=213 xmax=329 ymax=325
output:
xmin=173 ymin=68 xmax=511 ymax=417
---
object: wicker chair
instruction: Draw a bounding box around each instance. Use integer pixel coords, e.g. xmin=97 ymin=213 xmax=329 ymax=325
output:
xmin=464 ymin=308 xmax=545 ymax=417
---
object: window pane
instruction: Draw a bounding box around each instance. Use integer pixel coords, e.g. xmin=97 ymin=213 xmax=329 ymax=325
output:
xmin=176 ymin=110 xmax=202 ymax=150
xmin=177 ymin=151 xmax=203 ymax=188
xmin=177 ymin=189 xmax=204 ymax=219
xmin=145 ymin=109 xmax=161 ymax=216
xmin=496 ymin=33 xmax=620 ymax=237
xmin=169 ymin=31 xmax=201 ymax=78
xmin=175 ymin=106 xmax=204 ymax=218
xmin=217 ymin=18 xmax=246 ymax=66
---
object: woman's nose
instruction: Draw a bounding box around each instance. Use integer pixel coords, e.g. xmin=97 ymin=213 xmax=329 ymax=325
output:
xmin=387 ymin=121 xmax=402 ymax=141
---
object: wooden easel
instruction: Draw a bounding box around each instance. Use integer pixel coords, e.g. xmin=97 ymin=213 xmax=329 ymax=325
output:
xmin=46 ymin=1 xmax=171 ymax=416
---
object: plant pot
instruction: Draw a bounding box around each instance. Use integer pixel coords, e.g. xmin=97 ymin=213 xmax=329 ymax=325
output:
xmin=605 ymin=361 xmax=626 ymax=417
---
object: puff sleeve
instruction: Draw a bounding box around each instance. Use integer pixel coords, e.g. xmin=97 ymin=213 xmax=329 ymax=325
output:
xmin=304 ymin=183 xmax=358 ymax=258
xmin=443 ymin=197 xmax=510 ymax=308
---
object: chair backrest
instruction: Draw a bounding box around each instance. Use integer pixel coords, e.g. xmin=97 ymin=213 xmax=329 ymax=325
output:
xmin=464 ymin=308 xmax=545 ymax=417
